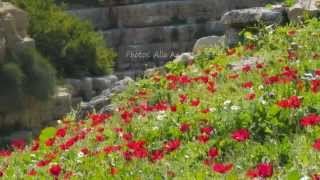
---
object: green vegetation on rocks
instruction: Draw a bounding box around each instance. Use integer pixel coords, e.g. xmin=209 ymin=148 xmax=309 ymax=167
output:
xmin=0 ymin=49 xmax=56 ymax=113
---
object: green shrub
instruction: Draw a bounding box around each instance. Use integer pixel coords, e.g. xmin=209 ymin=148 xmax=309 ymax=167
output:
xmin=0 ymin=48 xmax=56 ymax=113
xmin=283 ymin=0 xmax=295 ymax=7
xmin=9 ymin=0 xmax=116 ymax=78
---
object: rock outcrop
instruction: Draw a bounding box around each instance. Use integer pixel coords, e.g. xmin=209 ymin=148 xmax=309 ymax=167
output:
xmin=221 ymin=7 xmax=286 ymax=46
xmin=287 ymin=0 xmax=320 ymax=23
xmin=68 ymin=0 xmax=278 ymax=77
xmin=0 ymin=2 xmax=35 ymax=61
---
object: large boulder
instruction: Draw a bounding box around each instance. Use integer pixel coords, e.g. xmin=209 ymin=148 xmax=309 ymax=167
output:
xmin=193 ymin=36 xmax=225 ymax=53
xmin=0 ymin=2 xmax=35 ymax=55
xmin=52 ymin=87 xmax=72 ymax=120
xmin=80 ymin=77 xmax=95 ymax=101
xmin=221 ymin=7 xmax=286 ymax=47
xmin=288 ymin=0 xmax=320 ymax=23
xmin=92 ymin=75 xmax=118 ymax=93
xmin=111 ymin=76 xmax=134 ymax=93
xmin=221 ymin=7 xmax=285 ymax=27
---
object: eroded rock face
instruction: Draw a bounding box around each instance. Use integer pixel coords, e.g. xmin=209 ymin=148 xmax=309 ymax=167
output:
xmin=288 ymin=0 xmax=320 ymax=23
xmin=68 ymin=0 xmax=277 ymax=77
xmin=193 ymin=36 xmax=225 ymax=53
xmin=0 ymin=2 xmax=35 ymax=61
xmin=221 ymin=7 xmax=286 ymax=47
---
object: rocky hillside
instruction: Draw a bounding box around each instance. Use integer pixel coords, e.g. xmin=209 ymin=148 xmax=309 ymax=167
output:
xmin=69 ymin=0 xmax=278 ymax=77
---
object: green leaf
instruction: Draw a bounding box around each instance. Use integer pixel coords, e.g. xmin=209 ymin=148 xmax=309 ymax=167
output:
xmin=267 ymin=105 xmax=281 ymax=117
xmin=286 ymin=170 xmax=300 ymax=180
xmin=39 ymin=127 xmax=57 ymax=144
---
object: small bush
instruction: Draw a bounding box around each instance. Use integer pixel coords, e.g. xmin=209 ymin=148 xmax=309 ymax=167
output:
xmin=9 ymin=0 xmax=116 ymax=78
xmin=0 ymin=48 xmax=56 ymax=113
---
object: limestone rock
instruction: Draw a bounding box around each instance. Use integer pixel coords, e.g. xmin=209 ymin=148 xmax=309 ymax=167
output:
xmin=173 ymin=52 xmax=194 ymax=65
xmin=288 ymin=0 xmax=320 ymax=23
xmin=221 ymin=7 xmax=284 ymax=27
xmin=65 ymin=78 xmax=82 ymax=97
xmin=0 ymin=2 xmax=34 ymax=55
xmin=80 ymin=77 xmax=95 ymax=101
xmin=193 ymin=36 xmax=225 ymax=53
xmin=111 ymin=76 xmax=134 ymax=94
xmin=92 ymin=77 xmax=112 ymax=93
xmin=221 ymin=7 xmax=285 ymax=47
xmin=52 ymin=87 xmax=72 ymax=119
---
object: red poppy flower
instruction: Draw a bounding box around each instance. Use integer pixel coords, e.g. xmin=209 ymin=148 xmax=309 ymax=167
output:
xmin=256 ymin=63 xmax=265 ymax=69
xmin=36 ymin=160 xmax=51 ymax=167
xmin=208 ymin=147 xmax=219 ymax=159
xmin=110 ymin=166 xmax=118 ymax=176
xmin=212 ymin=163 xmax=233 ymax=174
xmin=0 ymin=150 xmax=11 ymax=157
xmin=246 ymin=169 xmax=258 ymax=178
xmin=300 ymin=114 xmax=320 ymax=127
xmin=242 ymin=81 xmax=253 ymax=88
xmin=313 ymin=139 xmax=320 ymax=151
xmin=197 ymin=134 xmax=210 ymax=143
xmin=104 ymin=145 xmax=121 ymax=154
xmin=312 ymin=173 xmax=320 ymax=180
xmin=123 ymin=133 xmax=133 ymax=141
xmin=164 ymin=139 xmax=181 ymax=153
xmin=31 ymin=140 xmax=40 ymax=152
xmin=150 ymin=150 xmax=164 ymax=162
xmin=123 ymin=151 xmax=133 ymax=161
xmin=311 ymin=80 xmax=320 ymax=93
xmin=0 ymin=171 xmax=3 ymax=177
xmin=257 ymin=163 xmax=273 ymax=177
xmin=264 ymin=75 xmax=280 ymax=85
xmin=287 ymin=30 xmax=296 ymax=36
xmin=242 ymin=65 xmax=251 ymax=73
xmin=277 ymin=96 xmax=301 ymax=109
xmin=49 ymin=164 xmax=62 ymax=177
xmin=201 ymin=126 xmax=214 ymax=135
xmin=179 ymin=123 xmax=191 ymax=133
xmin=11 ymin=139 xmax=26 ymax=151
xmin=121 ymin=111 xmax=133 ymax=123
xmin=133 ymin=148 xmax=148 ymax=158
xmin=45 ymin=138 xmax=55 ymax=147
xmin=179 ymin=94 xmax=188 ymax=104
xmin=95 ymin=135 xmax=105 ymax=142
xmin=127 ymin=141 xmax=146 ymax=150
xmin=80 ymin=148 xmax=90 ymax=155
xmin=56 ymin=128 xmax=67 ymax=138
xmin=90 ymin=114 xmax=111 ymax=126
xmin=170 ymin=105 xmax=177 ymax=112
xmin=245 ymin=93 xmax=256 ymax=100
xmin=191 ymin=99 xmax=200 ymax=107
xmin=231 ymin=128 xmax=250 ymax=142
xmin=27 ymin=169 xmax=37 ymax=176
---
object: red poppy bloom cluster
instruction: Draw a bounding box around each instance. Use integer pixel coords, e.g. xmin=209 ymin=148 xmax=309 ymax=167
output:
xmin=246 ymin=163 xmax=273 ymax=178
xmin=277 ymin=95 xmax=301 ymax=109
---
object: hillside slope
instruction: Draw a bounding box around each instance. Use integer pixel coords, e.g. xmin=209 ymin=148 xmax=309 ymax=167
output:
xmin=1 ymin=18 xmax=320 ymax=179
